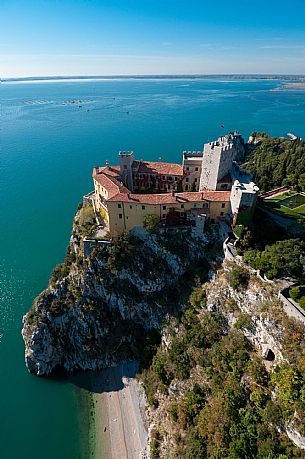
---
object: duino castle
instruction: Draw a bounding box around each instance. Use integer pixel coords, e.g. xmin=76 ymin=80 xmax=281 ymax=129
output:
xmin=92 ymin=132 xmax=259 ymax=238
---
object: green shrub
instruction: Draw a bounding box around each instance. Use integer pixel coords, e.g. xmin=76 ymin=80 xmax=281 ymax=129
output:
xmin=169 ymin=337 xmax=190 ymax=380
xmin=143 ymin=214 xmax=160 ymax=232
xmin=189 ymin=287 xmax=206 ymax=308
xmin=227 ymin=265 xmax=250 ymax=290
xmin=289 ymin=286 xmax=301 ymax=301
xmin=78 ymin=204 xmax=95 ymax=226
xmin=169 ymin=402 xmax=179 ymax=422
xmin=233 ymin=224 xmax=245 ymax=240
xmin=185 ymin=385 xmax=205 ymax=425
xmin=27 ymin=307 xmax=40 ymax=326
xmin=298 ymin=296 xmax=305 ymax=309
xmin=150 ymin=431 xmax=161 ymax=459
xmin=185 ymin=431 xmax=206 ymax=459
xmin=234 ymin=314 xmax=254 ymax=332
xmin=50 ymin=262 xmax=69 ymax=285
xmin=152 ymin=352 xmax=169 ymax=385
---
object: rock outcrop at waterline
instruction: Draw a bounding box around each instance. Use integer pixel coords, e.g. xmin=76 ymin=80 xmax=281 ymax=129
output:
xmin=22 ymin=214 xmax=210 ymax=375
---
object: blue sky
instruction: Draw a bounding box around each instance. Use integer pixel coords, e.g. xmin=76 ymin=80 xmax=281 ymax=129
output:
xmin=1 ymin=0 xmax=305 ymax=77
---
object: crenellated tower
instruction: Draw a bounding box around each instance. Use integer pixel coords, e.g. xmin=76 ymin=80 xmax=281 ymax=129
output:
xmin=199 ymin=132 xmax=244 ymax=191
xmin=119 ymin=151 xmax=134 ymax=191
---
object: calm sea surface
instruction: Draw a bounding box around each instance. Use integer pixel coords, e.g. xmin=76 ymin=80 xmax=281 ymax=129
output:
xmin=1 ymin=78 xmax=305 ymax=458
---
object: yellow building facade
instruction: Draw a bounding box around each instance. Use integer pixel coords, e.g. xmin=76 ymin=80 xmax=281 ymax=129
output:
xmin=93 ymin=167 xmax=231 ymax=238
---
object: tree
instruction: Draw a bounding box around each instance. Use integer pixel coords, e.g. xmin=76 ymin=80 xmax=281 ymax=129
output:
xmin=244 ymin=239 xmax=305 ymax=280
xmin=143 ymin=214 xmax=159 ymax=232
xmin=169 ymin=337 xmax=190 ymax=379
xmin=289 ymin=286 xmax=301 ymax=302
xmin=270 ymin=364 xmax=300 ymax=412
xmin=244 ymin=135 xmax=305 ymax=192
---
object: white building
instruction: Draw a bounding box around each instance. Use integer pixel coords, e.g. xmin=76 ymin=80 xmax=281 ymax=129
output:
xmin=182 ymin=150 xmax=203 ymax=191
xmin=230 ymin=180 xmax=259 ymax=225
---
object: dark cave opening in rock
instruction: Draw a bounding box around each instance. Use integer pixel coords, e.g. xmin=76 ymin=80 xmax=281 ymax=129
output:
xmin=265 ymin=349 xmax=275 ymax=361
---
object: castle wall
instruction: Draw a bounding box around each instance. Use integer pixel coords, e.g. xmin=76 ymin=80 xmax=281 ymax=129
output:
xmin=199 ymin=143 xmax=222 ymax=190
xmin=93 ymin=178 xmax=110 ymax=222
xmin=217 ymin=144 xmax=237 ymax=181
xmin=107 ymin=198 xmax=230 ymax=238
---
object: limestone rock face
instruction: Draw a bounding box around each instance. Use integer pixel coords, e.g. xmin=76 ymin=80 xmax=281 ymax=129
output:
xmin=22 ymin=228 xmax=208 ymax=376
xmin=205 ymin=269 xmax=284 ymax=364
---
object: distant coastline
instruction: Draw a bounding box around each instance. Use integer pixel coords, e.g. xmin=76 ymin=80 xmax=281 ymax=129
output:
xmin=281 ymin=82 xmax=305 ymax=89
xmin=2 ymin=73 xmax=305 ymax=83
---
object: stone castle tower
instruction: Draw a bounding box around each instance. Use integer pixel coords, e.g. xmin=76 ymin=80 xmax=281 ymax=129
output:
xmin=199 ymin=133 xmax=244 ymax=191
xmin=119 ymin=151 xmax=134 ymax=191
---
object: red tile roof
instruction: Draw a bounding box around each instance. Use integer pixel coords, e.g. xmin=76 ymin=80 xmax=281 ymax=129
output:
xmin=93 ymin=164 xmax=230 ymax=206
xmin=96 ymin=165 xmax=121 ymax=178
xmin=107 ymin=190 xmax=231 ymax=205
xmin=132 ymin=160 xmax=183 ymax=177
xmin=93 ymin=168 xmax=129 ymax=199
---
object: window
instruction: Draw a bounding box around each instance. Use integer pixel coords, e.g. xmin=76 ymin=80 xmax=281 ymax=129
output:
xmin=162 ymin=213 xmax=166 ymax=218
xmin=167 ymin=176 xmax=172 ymax=181
xmin=142 ymin=205 xmax=145 ymax=210
xmin=185 ymin=185 xmax=188 ymax=191
xmin=162 ymin=176 xmax=165 ymax=180
xmin=126 ymin=216 xmax=128 ymax=219
xmin=186 ymin=167 xmax=189 ymax=171
xmin=195 ymin=167 xmax=199 ymax=171
xmin=130 ymin=205 xmax=132 ymax=209
xmin=175 ymin=177 xmax=178 ymax=181
xmin=185 ymin=178 xmax=189 ymax=182
xmin=220 ymin=212 xmax=224 ymax=216
xmin=221 ymin=203 xmax=225 ymax=208
xmin=163 ymin=205 xmax=166 ymax=210
xmin=119 ymin=213 xmax=123 ymax=219
xmin=195 ymin=178 xmax=197 ymax=182
xmin=118 ymin=203 xmax=122 ymax=208
xmin=181 ymin=204 xmax=184 ymax=208
xmin=124 ymin=165 xmax=127 ymax=170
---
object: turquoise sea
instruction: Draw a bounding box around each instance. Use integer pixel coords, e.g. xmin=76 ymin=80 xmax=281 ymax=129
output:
xmin=1 ymin=78 xmax=305 ymax=459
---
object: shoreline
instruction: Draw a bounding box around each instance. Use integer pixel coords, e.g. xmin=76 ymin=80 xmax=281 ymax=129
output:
xmin=74 ymin=385 xmax=96 ymax=459
xmin=89 ymin=362 xmax=148 ymax=459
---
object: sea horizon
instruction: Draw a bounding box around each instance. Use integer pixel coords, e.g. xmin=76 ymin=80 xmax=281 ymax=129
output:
xmin=2 ymin=73 xmax=305 ymax=84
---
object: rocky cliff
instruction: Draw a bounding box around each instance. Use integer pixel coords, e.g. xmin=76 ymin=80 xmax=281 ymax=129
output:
xmin=144 ymin=262 xmax=305 ymax=457
xmin=22 ymin=210 xmax=212 ymax=376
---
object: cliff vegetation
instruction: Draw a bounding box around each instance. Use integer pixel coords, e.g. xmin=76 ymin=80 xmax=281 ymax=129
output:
xmin=22 ymin=206 xmax=213 ymax=375
xmin=142 ymin=264 xmax=305 ymax=459
xmin=244 ymin=134 xmax=305 ymax=192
